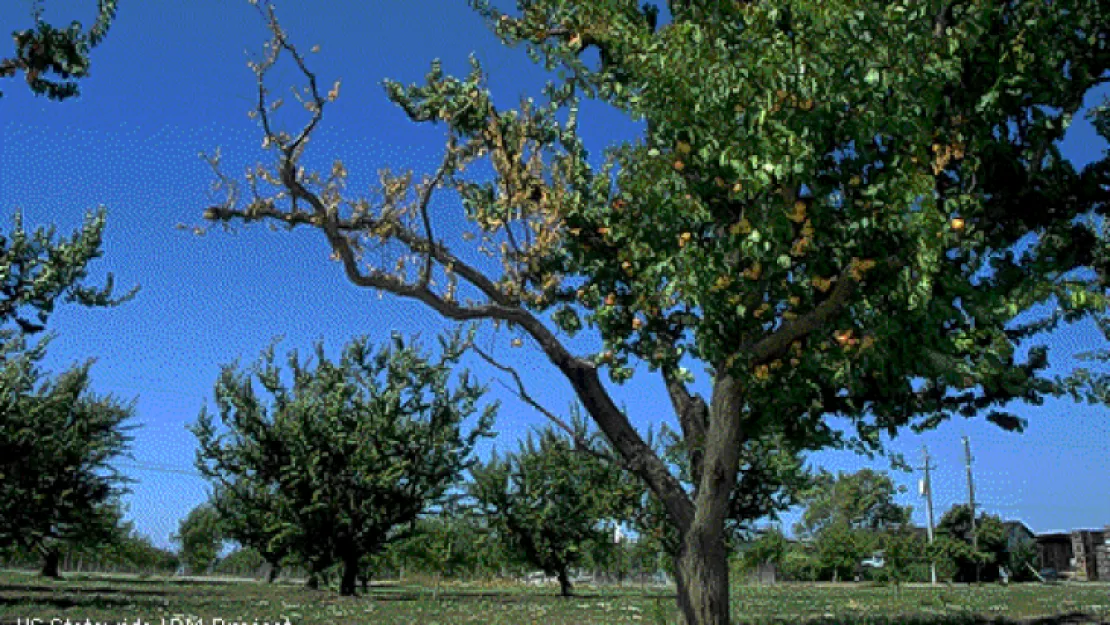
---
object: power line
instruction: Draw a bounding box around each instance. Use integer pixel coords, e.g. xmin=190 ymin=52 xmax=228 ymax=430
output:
xmin=115 ymin=461 xmax=205 ymax=478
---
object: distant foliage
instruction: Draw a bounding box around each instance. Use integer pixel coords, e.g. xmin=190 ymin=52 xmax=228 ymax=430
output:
xmin=470 ymin=419 xmax=637 ymax=597
xmin=0 ymin=508 xmax=177 ymax=575
xmin=172 ymin=503 xmax=225 ymax=576
xmin=873 ymin=527 xmax=928 ymax=586
xmin=734 ymin=525 xmax=788 ymax=578
xmin=794 ymin=468 xmax=911 ymax=538
xmin=937 ymin=504 xmax=1009 ymax=583
xmin=386 ymin=509 xmax=509 ymax=581
xmin=212 ymin=547 xmax=266 ymax=578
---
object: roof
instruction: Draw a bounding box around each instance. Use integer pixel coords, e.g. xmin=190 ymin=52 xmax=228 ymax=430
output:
xmin=1036 ymin=532 xmax=1073 ymax=543
xmin=1002 ymin=520 xmax=1034 ymax=536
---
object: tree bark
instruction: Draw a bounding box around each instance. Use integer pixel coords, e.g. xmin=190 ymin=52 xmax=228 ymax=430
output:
xmin=40 ymin=546 xmax=61 ymax=579
xmin=670 ymin=373 xmax=745 ymax=625
xmin=305 ymin=573 xmax=319 ymax=590
xmin=339 ymin=553 xmax=359 ymax=596
xmin=674 ymin=528 xmax=730 ymax=625
xmin=266 ymin=562 xmax=280 ymax=583
xmin=557 ymin=569 xmax=573 ymax=597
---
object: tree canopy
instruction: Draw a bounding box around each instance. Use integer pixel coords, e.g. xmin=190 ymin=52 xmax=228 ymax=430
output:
xmin=0 ymin=332 xmax=135 ymax=578
xmin=471 ymin=418 xmax=637 ymax=596
xmin=1 ymin=0 xmax=118 ymax=100
xmin=199 ymin=1 xmax=1110 ymax=622
xmin=173 ymin=503 xmax=225 ymax=576
xmin=0 ymin=209 xmax=137 ymax=336
xmin=794 ymin=468 xmax=910 ymax=538
xmin=937 ymin=503 xmax=1009 ymax=583
xmin=192 ymin=331 xmax=497 ymax=595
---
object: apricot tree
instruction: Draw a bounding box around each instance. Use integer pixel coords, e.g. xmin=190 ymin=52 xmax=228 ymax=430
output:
xmin=200 ymin=1 xmax=1109 ymax=622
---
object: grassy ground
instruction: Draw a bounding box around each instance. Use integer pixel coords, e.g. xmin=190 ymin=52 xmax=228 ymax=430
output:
xmin=1 ymin=570 xmax=1108 ymax=624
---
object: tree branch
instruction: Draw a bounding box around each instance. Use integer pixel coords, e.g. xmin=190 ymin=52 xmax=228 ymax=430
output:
xmin=740 ymin=256 xmax=897 ymax=369
xmin=468 ymin=341 xmax=617 ymax=466
xmin=661 ymin=365 xmax=708 ymax=483
xmin=200 ymin=4 xmax=698 ymax=535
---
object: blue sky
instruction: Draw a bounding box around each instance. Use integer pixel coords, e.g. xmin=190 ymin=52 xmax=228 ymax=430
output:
xmin=1 ymin=1 xmax=1107 ymax=550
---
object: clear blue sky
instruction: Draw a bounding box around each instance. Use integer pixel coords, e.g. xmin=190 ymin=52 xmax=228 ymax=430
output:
xmin=1 ymin=1 xmax=1107 ymax=550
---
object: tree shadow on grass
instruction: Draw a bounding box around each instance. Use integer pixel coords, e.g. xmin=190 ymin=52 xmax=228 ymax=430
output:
xmin=771 ymin=612 xmax=1109 ymax=625
xmin=0 ymin=594 xmax=156 ymax=610
xmin=0 ymin=583 xmax=166 ymax=596
xmin=356 ymin=586 xmax=676 ymax=604
xmin=76 ymin=577 xmax=239 ymax=587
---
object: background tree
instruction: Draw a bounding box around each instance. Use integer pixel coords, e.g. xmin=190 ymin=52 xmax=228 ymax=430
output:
xmin=212 ymin=547 xmax=265 ymax=578
xmin=1007 ymin=536 xmax=1039 ymax=582
xmin=108 ymin=529 xmax=179 ymax=576
xmin=0 ymin=333 xmax=135 ymax=578
xmin=1 ymin=0 xmax=118 ymax=100
xmin=192 ymin=332 xmax=496 ymax=596
xmin=172 ymin=503 xmax=225 ymax=576
xmin=813 ymin=521 xmax=876 ymax=582
xmin=794 ymin=468 xmax=911 ymax=538
xmin=623 ymin=533 xmax=670 ymax=582
xmin=873 ymin=526 xmax=929 ymax=586
xmin=200 ymin=1 xmax=1110 ymax=622
xmin=779 ymin=542 xmax=820 ymax=583
xmin=0 ymin=505 xmax=178 ymax=576
xmin=385 ymin=501 xmax=507 ymax=595
xmin=733 ymin=525 xmax=788 ymax=581
xmin=793 ymin=468 xmax=912 ymax=581
xmin=208 ymin=474 xmax=291 ymax=583
xmin=937 ymin=504 xmax=1008 ymax=583
xmin=470 ymin=420 xmax=638 ymax=597
xmin=1007 ymin=537 xmax=1038 ymax=581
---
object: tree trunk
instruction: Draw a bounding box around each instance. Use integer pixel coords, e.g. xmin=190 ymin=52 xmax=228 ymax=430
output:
xmin=267 ymin=562 xmax=280 ymax=583
xmin=305 ymin=573 xmax=319 ymax=590
xmin=339 ymin=554 xmax=359 ymax=596
xmin=40 ymin=547 xmax=61 ymax=579
xmin=557 ymin=569 xmax=573 ymax=597
xmin=673 ymin=525 xmax=730 ymax=625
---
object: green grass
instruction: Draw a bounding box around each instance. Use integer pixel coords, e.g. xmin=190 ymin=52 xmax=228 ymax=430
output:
xmin=1 ymin=570 xmax=1108 ymax=624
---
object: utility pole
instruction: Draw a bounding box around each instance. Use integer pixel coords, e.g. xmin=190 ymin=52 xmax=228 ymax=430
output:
xmin=920 ymin=446 xmax=938 ymax=586
xmin=963 ymin=436 xmax=979 ymax=583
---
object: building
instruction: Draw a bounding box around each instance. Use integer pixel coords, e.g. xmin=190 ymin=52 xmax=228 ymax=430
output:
xmin=1036 ymin=532 xmax=1073 ymax=573
xmin=1072 ymin=529 xmax=1108 ymax=581
xmin=1001 ymin=521 xmax=1035 ymax=552
xmin=1098 ymin=526 xmax=1110 ymax=581
xmin=746 ymin=561 xmax=777 ymax=585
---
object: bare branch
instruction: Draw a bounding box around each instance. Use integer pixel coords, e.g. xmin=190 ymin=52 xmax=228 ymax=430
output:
xmin=417 ymin=135 xmax=457 ymax=287
xmin=468 ymin=341 xmax=616 ymax=466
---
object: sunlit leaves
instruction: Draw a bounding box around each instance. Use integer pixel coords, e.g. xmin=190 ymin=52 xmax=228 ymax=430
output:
xmin=1 ymin=0 xmax=119 ymax=100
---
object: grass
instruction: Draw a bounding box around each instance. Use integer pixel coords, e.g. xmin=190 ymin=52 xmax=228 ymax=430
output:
xmin=1 ymin=570 xmax=1109 ymax=624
